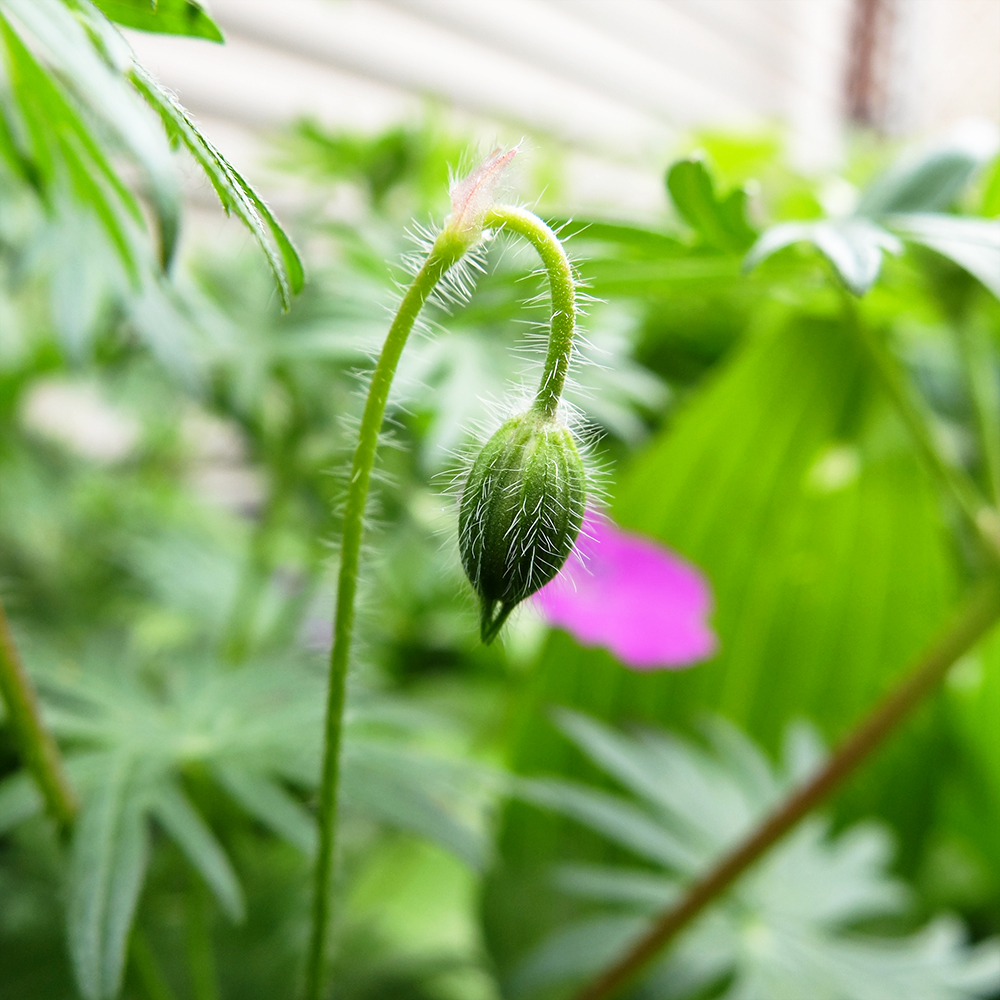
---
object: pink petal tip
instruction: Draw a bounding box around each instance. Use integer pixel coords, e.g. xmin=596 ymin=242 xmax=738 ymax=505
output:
xmin=533 ymin=512 xmax=716 ymax=671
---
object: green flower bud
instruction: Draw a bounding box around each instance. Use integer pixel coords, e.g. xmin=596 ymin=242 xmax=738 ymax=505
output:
xmin=460 ymin=411 xmax=587 ymax=643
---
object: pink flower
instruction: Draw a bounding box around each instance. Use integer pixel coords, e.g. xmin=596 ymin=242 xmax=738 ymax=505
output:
xmin=533 ymin=512 xmax=716 ymax=670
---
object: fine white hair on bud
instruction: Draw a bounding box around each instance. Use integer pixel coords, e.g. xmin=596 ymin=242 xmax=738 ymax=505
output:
xmin=445 ymin=146 xmax=518 ymax=246
xmin=459 ymin=409 xmax=586 ymax=644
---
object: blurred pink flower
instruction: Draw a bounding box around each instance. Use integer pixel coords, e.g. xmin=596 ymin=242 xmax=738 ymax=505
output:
xmin=533 ymin=512 xmax=716 ymax=670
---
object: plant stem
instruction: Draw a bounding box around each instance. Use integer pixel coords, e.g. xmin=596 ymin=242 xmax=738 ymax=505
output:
xmin=572 ymin=576 xmax=1000 ymax=1000
xmin=305 ymin=205 xmax=576 ymax=999
xmin=956 ymin=318 xmax=1000 ymax=507
xmin=483 ymin=206 xmax=577 ymax=419
xmin=303 ymin=231 xmax=466 ymax=1000
xmin=841 ymin=294 xmax=1000 ymax=560
xmin=0 ymin=595 xmax=77 ymax=830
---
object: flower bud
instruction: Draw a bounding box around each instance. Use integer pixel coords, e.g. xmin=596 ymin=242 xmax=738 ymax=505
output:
xmin=460 ymin=411 xmax=586 ymax=643
xmin=444 ymin=147 xmax=517 ymax=247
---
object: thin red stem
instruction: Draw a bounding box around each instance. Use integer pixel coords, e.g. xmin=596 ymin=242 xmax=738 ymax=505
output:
xmin=572 ymin=577 xmax=1000 ymax=1000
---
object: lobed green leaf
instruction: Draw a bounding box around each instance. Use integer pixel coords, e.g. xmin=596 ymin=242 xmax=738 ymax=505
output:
xmin=667 ymin=156 xmax=757 ymax=253
xmin=129 ymin=63 xmax=304 ymax=309
xmin=149 ymin=780 xmax=245 ymax=922
xmin=67 ymin=754 xmax=150 ymax=1000
xmin=90 ymin=0 xmax=223 ymax=42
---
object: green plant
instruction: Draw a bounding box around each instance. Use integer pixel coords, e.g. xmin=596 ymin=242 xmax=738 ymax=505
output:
xmin=3 ymin=14 xmax=1000 ymax=997
xmin=514 ymin=711 xmax=1000 ymax=1000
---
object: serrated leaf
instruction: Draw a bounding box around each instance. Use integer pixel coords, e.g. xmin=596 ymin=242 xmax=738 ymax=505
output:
xmin=515 ymin=717 xmax=1000 ymax=1000
xmin=746 ymin=218 xmax=902 ymax=295
xmin=888 ymin=213 xmax=1000 ymax=298
xmin=553 ymin=709 xmax=743 ymax=843
xmin=129 ymin=64 xmax=304 ymax=309
xmin=0 ymin=0 xmax=180 ymax=266
xmin=67 ymin=753 xmax=150 ymax=1000
xmin=489 ymin=314 xmax=958 ymax=971
xmin=90 ymin=0 xmax=224 ymax=42
xmin=21 ymin=646 xmax=490 ymax=882
xmin=149 ymin=781 xmax=245 ymax=922
xmin=667 ymin=156 xmax=756 ymax=252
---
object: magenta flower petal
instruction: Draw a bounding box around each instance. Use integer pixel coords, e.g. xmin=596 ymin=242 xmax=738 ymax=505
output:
xmin=532 ymin=513 xmax=716 ymax=670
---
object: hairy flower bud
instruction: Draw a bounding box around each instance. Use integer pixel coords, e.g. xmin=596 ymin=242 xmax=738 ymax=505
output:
xmin=460 ymin=411 xmax=586 ymax=643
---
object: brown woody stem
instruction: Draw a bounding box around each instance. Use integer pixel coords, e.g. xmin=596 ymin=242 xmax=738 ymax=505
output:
xmin=572 ymin=577 xmax=1000 ymax=1000
xmin=0 ymin=595 xmax=77 ymax=830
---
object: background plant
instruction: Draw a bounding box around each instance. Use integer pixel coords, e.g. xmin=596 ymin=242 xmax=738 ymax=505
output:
xmin=1 ymin=6 xmax=1000 ymax=997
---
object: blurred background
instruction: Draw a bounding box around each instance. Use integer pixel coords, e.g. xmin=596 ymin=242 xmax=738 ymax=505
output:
xmin=127 ymin=0 xmax=1000 ymax=216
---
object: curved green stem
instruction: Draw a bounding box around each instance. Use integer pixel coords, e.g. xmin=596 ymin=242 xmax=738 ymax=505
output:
xmin=573 ymin=576 xmax=1000 ymax=1000
xmin=303 ymin=230 xmax=466 ymax=1000
xmin=484 ymin=206 xmax=577 ymax=418
xmin=305 ymin=205 xmax=577 ymax=999
xmin=0 ymin=595 xmax=77 ymax=830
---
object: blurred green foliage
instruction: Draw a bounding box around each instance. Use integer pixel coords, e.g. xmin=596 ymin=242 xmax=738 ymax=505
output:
xmin=511 ymin=712 xmax=1000 ymax=999
xmin=2 ymin=8 xmax=1000 ymax=998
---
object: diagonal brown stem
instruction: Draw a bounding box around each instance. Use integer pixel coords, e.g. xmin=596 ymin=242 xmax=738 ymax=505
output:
xmin=572 ymin=577 xmax=1000 ymax=1000
xmin=0 ymin=595 xmax=77 ymax=830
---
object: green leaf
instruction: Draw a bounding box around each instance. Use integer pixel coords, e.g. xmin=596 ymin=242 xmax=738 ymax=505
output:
xmin=0 ymin=771 xmax=43 ymax=832
xmin=857 ymin=147 xmax=986 ymax=216
xmin=981 ymin=156 xmax=1000 ymax=217
xmin=516 ymin=778 xmax=698 ymax=872
xmin=90 ymin=0 xmax=224 ymax=42
xmin=888 ymin=213 xmax=1000 ymax=298
xmin=487 ymin=312 xmax=958 ymax=971
xmin=667 ymin=156 xmax=756 ymax=252
xmin=745 ymin=218 xmax=902 ymax=295
xmin=129 ymin=64 xmax=304 ymax=309
xmin=514 ymin=717 xmax=1000 ymax=1000
xmin=67 ymin=754 xmax=150 ymax=1000
xmin=149 ymin=781 xmax=245 ymax=922
xmin=213 ymin=763 xmax=316 ymax=856
xmin=1 ymin=0 xmax=180 ymax=267
xmin=554 ymin=218 xmax=686 ymax=255
xmin=343 ymin=743 xmax=488 ymax=871
xmin=0 ymin=13 xmax=144 ymax=279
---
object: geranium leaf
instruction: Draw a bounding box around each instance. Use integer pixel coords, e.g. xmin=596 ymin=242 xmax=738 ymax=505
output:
xmin=129 ymin=64 xmax=304 ymax=309
xmin=67 ymin=753 xmax=150 ymax=1000
xmin=150 ymin=781 xmax=245 ymax=922
xmin=746 ymin=218 xmax=902 ymax=295
xmin=667 ymin=156 xmax=756 ymax=252
xmin=89 ymin=0 xmax=224 ymax=42
xmin=515 ymin=717 xmax=1000 ymax=1000
xmin=888 ymin=213 xmax=1000 ymax=298
xmin=213 ymin=763 xmax=316 ymax=856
